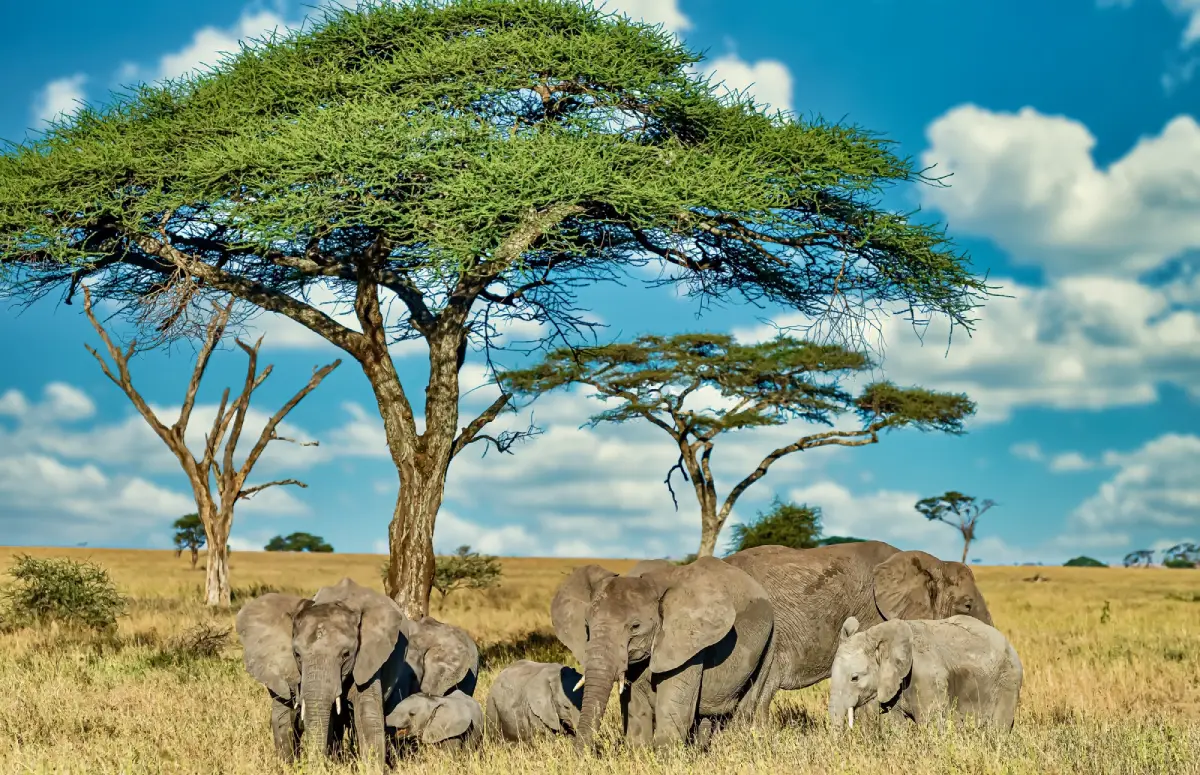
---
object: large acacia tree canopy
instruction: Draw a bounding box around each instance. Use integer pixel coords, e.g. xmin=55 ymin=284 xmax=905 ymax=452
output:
xmin=0 ymin=0 xmax=989 ymax=347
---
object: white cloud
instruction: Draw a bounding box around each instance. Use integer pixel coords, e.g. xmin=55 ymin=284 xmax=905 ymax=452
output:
xmin=144 ymin=10 xmax=289 ymax=83
xmin=31 ymin=74 xmax=88 ymax=125
xmin=1072 ymin=433 xmax=1200 ymax=531
xmin=699 ymin=54 xmax=794 ymax=114
xmin=1010 ymin=442 xmax=1044 ymax=462
xmin=605 ymin=0 xmax=691 ymax=33
xmin=1011 ymin=442 xmax=1099 ymax=472
xmin=735 ymin=273 xmax=1200 ymax=423
xmin=1048 ymin=451 xmax=1096 ymax=472
xmin=920 ymin=106 xmax=1200 ymax=278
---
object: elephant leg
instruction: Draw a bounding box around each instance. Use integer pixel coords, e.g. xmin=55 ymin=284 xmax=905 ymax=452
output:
xmin=692 ymin=717 xmax=715 ymax=750
xmin=651 ymin=658 xmax=703 ymax=749
xmin=269 ymin=695 xmax=299 ymax=762
xmin=620 ymin=668 xmax=655 ymax=748
xmin=352 ymin=679 xmax=387 ymax=766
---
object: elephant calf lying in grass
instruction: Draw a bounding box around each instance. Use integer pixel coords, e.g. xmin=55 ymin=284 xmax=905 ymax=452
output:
xmin=486 ymin=660 xmax=583 ymax=741
xmin=388 ymin=690 xmax=483 ymax=751
xmin=829 ymin=615 xmax=1024 ymax=732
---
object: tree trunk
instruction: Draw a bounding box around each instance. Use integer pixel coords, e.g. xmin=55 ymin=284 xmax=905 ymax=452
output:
xmin=961 ymin=538 xmax=971 ymax=565
xmin=697 ymin=517 xmax=720 ymax=558
xmin=203 ymin=509 xmax=232 ymax=607
xmin=383 ymin=477 xmax=441 ymax=619
xmin=189 ymin=546 xmax=198 ymax=570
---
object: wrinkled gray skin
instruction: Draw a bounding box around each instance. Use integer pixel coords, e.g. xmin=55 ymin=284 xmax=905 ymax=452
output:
xmin=551 ymin=556 xmax=774 ymax=750
xmin=724 ymin=541 xmax=994 ymax=719
xmin=485 ymin=660 xmax=583 ymax=741
xmin=388 ymin=690 xmax=483 ymax=750
xmin=829 ymin=615 xmax=1023 ymax=731
xmin=236 ymin=578 xmax=480 ymax=764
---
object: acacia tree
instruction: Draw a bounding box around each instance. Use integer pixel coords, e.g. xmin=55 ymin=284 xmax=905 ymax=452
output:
xmin=83 ymin=288 xmax=338 ymax=606
xmin=172 ymin=513 xmax=207 ymax=569
xmin=503 ymin=333 xmax=975 ymax=556
xmin=0 ymin=0 xmax=992 ymax=616
xmin=1123 ymin=549 xmax=1155 ymax=568
xmin=915 ymin=490 xmax=996 ymax=564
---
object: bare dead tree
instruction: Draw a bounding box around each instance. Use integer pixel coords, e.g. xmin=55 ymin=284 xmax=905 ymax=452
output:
xmin=82 ymin=287 xmax=340 ymax=606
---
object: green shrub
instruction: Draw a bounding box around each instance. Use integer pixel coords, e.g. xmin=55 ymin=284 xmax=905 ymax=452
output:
xmin=2 ymin=554 xmax=127 ymax=632
xmin=1064 ymin=556 xmax=1108 ymax=567
xmin=728 ymin=498 xmax=823 ymax=553
xmin=433 ymin=546 xmax=502 ymax=611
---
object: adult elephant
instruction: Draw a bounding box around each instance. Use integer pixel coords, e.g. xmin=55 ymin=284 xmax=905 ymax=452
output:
xmin=551 ymin=557 xmax=773 ymax=750
xmin=724 ymin=541 xmax=993 ymax=719
xmin=236 ymin=578 xmax=478 ymax=762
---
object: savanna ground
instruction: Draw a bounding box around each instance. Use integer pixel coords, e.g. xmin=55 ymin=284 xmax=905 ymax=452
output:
xmin=0 ymin=547 xmax=1197 ymax=774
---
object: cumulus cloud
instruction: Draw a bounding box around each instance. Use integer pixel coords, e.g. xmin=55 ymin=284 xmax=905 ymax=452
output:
xmin=1010 ymin=441 xmax=1101 ymax=472
xmin=698 ymin=54 xmax=794 ymax=114
xmin=1072 ymin=433 xmax=1200 ymax=531
xmin=735 ymin=274 xmax=1200 ymax=423
xmin=920 ymin=106 xmax=1200 ymax=278
xmin=125 ymin=10 xmax=290 ymax=84
xmin=606 ymin=0 xmax=691 ymax=33
xmin=31 ymin=74 xmax=88 ymax=126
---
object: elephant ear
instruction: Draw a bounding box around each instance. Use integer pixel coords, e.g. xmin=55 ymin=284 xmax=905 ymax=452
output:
xmin=528 ymin=672 xmax=564 ymax=732
xmin=235 ymin=593 xmax=310 ymax=699
xmin=408 ymin=617 xmax=479 ymax=697
xmin=423 ymin=693 xmax=478 ymax=744
xmin=873 ymin=551 xmax=941 ymax=620
xmin=874 ymin=622 xmax=914 ymax=705
xmin=650 ymin=557 xmax=739 ymax=675
xmin=313 ymin=577 xmax=406 ymax=685
xmin=550 ymin=564 xmax=617 ymax=665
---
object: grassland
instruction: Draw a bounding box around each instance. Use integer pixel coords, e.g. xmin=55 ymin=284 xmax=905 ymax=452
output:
xmin=0 ymin=546 xmax=1197 ymax=774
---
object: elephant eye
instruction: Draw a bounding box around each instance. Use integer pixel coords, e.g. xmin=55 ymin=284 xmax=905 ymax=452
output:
xmin=850 ymin=673 xmax=859 ymax=682
xmin=630 ymin=621 xmax=641 ymax=632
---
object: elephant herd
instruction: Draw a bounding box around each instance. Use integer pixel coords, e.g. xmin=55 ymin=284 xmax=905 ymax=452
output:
xmin=235 ymin=540 xmax=1025 ymax=765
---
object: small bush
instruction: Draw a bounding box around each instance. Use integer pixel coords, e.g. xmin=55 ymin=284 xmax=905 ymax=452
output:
xmin=1 ymin=554 xmax=127 ymax=632
xmin=727 ymin=498 xmax=823 ymax=554
xmin=1065 ymin=556 xmax=1108 ymax=567
xmin=148 ymin=622 xmax=231 ymax=668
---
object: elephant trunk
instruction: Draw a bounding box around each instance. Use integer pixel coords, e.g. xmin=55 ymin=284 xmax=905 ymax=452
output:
xmin=300 ymin=671 xmax=341 ymax=759
xmin=575 ymin=634 xmax=625 ymax=749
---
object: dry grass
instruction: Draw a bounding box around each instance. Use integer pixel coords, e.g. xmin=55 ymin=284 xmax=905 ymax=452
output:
xmin=0 ymin=547 xmax=1198 ymax=774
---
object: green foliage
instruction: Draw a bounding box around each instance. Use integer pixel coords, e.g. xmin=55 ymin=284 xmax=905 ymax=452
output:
xmin=728 ymin=498 xmax=824 ymax=553
xmin=172 ymin=514 xmax=206 ymax=568
xmin=0 ymin=0 xmax=990 ymax=355
xmin=433 ymin=545 xmax=502 ymax=610
xmin=1162 ymin=543 xmax=1199 ymax=569
xmin=818 ymin=535 xmax=867 ymax=546
xmin=1164 ymin=558 xmax=1196 ymax=569
xmin=1 ymin=555 xmax=128 ymax=632
xmin=502 ymin=333 xmax=974 ymax=439
xmin=1123 ymin=550 xmax=1155 ymax=568
xmin=264 ymin=532 xmax=334 ymax=552
xmin=1064 ymin=556 xmax=1108 ymax=568
xmin=674 ymin=553 xmax=698 ymax=565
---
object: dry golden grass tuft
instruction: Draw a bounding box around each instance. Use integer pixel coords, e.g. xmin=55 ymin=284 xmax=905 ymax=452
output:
xmin=0 ymin=547 xmax=1198 ymax=773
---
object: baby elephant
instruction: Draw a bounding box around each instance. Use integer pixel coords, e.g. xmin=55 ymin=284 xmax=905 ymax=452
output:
xmin=486 ymin=660 xmax=584 ymax=741
xmin=388 ymin=690 xmax=483 ymax=751
xmin=829 ymin=615 xmax=1023 ymax=731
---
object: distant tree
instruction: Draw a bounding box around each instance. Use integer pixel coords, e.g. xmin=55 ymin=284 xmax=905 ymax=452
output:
xmin=431 ymin=546 xmax=502 ymax=611
xmin=728 ymin=498 xmax=825 ymax=554
xmin=264 ymin=532 xmax=334 ymax=553
xmin=674 ymin=553 xmax=699 ymax=566
xmin=504 ymin=334 xmax=974 ymax=558
xmin=81 ymin=289 xmax=338 ymax=606
xmin=1064 ymin=556 xmax=1107 ymax=568
xmin=172 ymin=514 xmax=207 ymax=570
xmin=818 ymin=536 xmax=868 ymax=546
xmin=1162 ymin=543 xmax=1199 ymax=569
xmin=1123 ymin=550 xmax=1155 ymax=568
xmin=915 ymin=491 xmax=996 ymax=564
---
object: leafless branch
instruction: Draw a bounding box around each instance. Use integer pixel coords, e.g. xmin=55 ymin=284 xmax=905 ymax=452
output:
xmin=238 ymin=479 xmax=308 ymax=500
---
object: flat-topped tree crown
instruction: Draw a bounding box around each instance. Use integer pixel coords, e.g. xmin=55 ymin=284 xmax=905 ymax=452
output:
xmin=0 ymin=0 xmax=992 ymax=615
xmin=501 ymin=333 xmax=975 ymax=557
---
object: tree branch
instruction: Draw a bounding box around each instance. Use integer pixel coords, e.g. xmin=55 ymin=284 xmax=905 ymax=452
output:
xmin=451 ymin=392 xmax=514 ymax=458
xmin=238 ymin=478 xmax=308 ymax=501
xmin=236 ymin=358 xmax=342 ymax=483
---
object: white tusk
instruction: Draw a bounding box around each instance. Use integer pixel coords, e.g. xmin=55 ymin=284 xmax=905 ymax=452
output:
xmin=618 ymin=672 xmax=627 ymax=693
xmin=574 ymin=676 xmax=585 ymax=692
xmin=335 ymin=696 xmax=341 ymax=715
xmin=300 ymin=700 xmax=306 ymax=723
xmin=847 ymin=706 xmax=854 ymax=729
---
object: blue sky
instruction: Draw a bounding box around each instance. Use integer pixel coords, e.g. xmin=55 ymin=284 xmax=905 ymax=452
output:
xmin=1 ymin=0 xmax=1198 ymax=564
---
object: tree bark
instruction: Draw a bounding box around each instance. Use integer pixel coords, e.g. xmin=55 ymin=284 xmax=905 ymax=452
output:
xmin=204 ymin=527 xmax=231 ymax=607
xmin=189 ymin=546 xmax=198 ymax=570
xmin=961 ymin=537 xmax=971 ymax=565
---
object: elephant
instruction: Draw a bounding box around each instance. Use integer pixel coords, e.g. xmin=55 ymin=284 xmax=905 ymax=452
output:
xmin=485 ymin=660 xmax=583 ymax=741
xmin=829 ymin=615 xmax=1023 ymax=731
xmin=388 ymin=690 xmax=483 ymax=751
xmin=550 ymin=556 xmax=774 ymax=750
xmin=235 ymin=578 xmax=480 ymax=763
xmin=723 ymin=540 xmax=994 ymax=719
